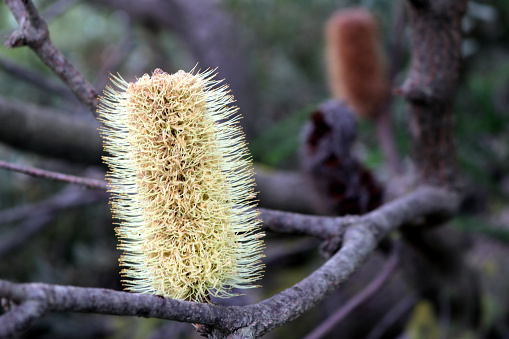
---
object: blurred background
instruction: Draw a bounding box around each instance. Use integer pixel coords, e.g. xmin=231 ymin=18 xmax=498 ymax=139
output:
xmin=0 ymin=0 xmax=509 ymax=338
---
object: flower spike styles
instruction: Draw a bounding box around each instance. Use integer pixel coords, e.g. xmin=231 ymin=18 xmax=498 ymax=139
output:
xmin=99 ymin=68 xmax=264 ymax=302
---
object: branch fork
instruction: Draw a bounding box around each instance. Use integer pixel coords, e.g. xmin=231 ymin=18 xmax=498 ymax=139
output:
xmin=5 ymin=1 xmax=49 ymax=48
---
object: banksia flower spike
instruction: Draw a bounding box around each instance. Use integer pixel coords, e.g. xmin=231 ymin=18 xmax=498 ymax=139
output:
xmin=99 ymin=68 xmax=264 ymax=302
xmin=325 ymin=8 xmax=389 ymax=118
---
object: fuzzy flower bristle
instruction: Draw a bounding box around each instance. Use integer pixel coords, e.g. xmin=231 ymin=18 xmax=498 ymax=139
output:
xmin=99 ymin=68 xmax=264 ymax=302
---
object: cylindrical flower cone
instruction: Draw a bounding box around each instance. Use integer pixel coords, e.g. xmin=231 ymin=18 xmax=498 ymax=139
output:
xmin=325 ymin=8 xmax=389 ymax=118
xmin=99 ymin=68 xmax=264 ymax=302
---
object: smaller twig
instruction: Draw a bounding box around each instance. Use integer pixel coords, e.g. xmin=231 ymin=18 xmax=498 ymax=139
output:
xmin=260 ymin=208 xmax=358 ymax=240
xmin=303 ymin=241 xmax=401 ymax=339
xmin=0 ymin=210 xmax=54 ymax=259
xmin=41 ymin=0 xmax=80 ymax=22
xmin=4 ymin=0 xmax=25 ymax=22
xmin=0 ymin=57 xmax=75 ymax=100
xmin=0 ymin=160 xmax=107 ymax=190
xmin=94 ymin=20 xmax=135 ymax=91
xmin=0 ymin=300 xmax=47 ymax=338
xmin=366 ymin=294 xmax=418 ymax=339
xmin=0 ymin=201 xmax=51 ymax=226
xmin=0 ymin=187 xmax=107 ymax=258
xmin=0 ymin=188 xmax=106 ymax=225
xmin=263 ymin=238 xmax=318 ymax=265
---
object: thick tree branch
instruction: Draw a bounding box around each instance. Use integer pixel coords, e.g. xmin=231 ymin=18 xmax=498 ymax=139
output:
xmin=0 ymin=280 xmax=240 ymax=338
xmin=0 ymin=96 xmax=103 ymax=164
xmin=0 ymin=186 xmax=459 ymax=338
xmin=397 ymin=0 xmax=480 ymax=330
xmin=4 ymin=0 xmax=99 ymax=117
xmin=399 ymin=0 xmax=467 ymax=186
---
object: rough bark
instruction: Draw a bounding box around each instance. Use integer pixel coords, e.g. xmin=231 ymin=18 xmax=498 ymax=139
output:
xmin=0 ymin=187 xmax=459 ymax=338
xmin=400 ymin=0 xmax=466 ymax=187
xmin=399 ymin=0 xmax=480 ymax=331
xmin=4 ymin=0 xmax=99 ymax=117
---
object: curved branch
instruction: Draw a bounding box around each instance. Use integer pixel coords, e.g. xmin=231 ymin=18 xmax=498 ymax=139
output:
xmin=0 ymin=300 xmax=47 ymax=338
xmin=303 ymin=242 xmax=400 ymax=339
xmin=245 ymin=186 xmax=458 ymax=337
xmin=0 ymin=280 xmax=240 ymax=338
xmin=0 ymin=186 xmax=459 ymax=338
xmin=4 ymin=0 xmax=99 ymax=117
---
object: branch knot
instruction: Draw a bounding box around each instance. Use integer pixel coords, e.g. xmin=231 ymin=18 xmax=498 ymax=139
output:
xmin=5 ymin=17 xmax=49 ymax=49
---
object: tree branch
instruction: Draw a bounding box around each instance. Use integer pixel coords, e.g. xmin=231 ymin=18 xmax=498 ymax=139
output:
xmin=0 ymin=160 xmax=106 ymax=190
xmin=0 ymin=186 xmax=107 ymax=225
xmin=0 ymin=187 xmax=108 ymax=258
xmin=0 ymin=96 xmax=316 ymax=212
xmin=0 ymin=211 xmax=54 ymax=259
xmin=0 ymin=186 xmax=459 ymax=338
xmin=303 ymin=241 xmax=401 ymax=339
xmin=255 ymin=167 xmax=318 ymax=214
xmin=399 ymin=0 xmax=467 ymax=186
xmin=0 ymin=95 xmax=103 ymax=164
xmin=4 ymin=0 xmax=99 ymax=117
xmin=0 ymin=57 xmax=75 ymax=100
xmin=365 ymin=294 xmax=418 ymax=339
xmin=0 ymin=280 xmax=240 ymax=339
xmin=0 ymin=156 xmax=454 ymax=241
xmin=259 ymin=208 xmax=358 ymax=240
xmin=0 ymin=300 xmax=47 ymax=338
xmin=395 ymin=0 xmax=480 ymax=330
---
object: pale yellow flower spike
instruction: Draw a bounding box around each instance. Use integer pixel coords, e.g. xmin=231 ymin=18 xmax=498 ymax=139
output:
xmin=99 ymin=68 xmax=265 ymax=302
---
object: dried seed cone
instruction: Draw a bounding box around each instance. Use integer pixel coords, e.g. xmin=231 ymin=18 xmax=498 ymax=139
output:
xmin=99 ymin=69 xmax=264 ymax=302
xmin=325 ymin=8 xmax=389 ymax=118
